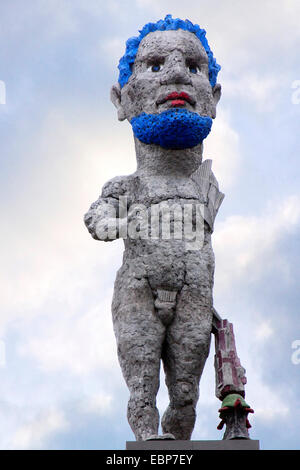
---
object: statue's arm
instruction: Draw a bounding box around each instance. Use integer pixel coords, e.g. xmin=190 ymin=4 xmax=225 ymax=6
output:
xmin=84 ymin=176 xmax=127 ymax=242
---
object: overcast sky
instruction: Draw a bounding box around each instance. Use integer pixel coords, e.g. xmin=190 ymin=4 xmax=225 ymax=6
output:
xmin=0 ymin=0 xmax=300 ymax=450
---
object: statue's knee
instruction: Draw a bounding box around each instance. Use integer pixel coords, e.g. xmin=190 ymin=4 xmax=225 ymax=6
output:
xmin=171 ymin=381 xmax=198 ymax=407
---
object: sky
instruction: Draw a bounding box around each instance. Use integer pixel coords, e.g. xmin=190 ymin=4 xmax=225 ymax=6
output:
xmin=0 ymin=0 xmax=300 ymax=450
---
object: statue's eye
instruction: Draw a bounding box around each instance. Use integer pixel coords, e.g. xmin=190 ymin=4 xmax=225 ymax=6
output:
xmin=188 ymin=65 xmax=200 ymax=74
xmin=148 ymin=64 xmax=163 ymax=72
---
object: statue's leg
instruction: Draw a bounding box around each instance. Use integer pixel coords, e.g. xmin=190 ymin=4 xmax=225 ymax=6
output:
xmin=161 ymin=283 xmax=213 ymax=440
xmin=112 ymin=267 xmax=166 ymax=441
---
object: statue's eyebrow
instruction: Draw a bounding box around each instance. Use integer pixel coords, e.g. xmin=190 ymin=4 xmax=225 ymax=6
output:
xmin=136 ymin=50 xmax=165 ymax=63
xmin=185 ymin=52 xmax=208 ymax=65
xmin=184 ymin=44 xmax=209 ymax=63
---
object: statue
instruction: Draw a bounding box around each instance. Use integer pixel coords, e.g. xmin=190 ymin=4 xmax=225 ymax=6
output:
xmin=84 ymin=15 xmax=253 ymax=442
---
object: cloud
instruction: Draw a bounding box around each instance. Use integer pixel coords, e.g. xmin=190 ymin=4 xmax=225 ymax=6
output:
xmin=18 ymin=300 xmax=119 ymax=376
xmin=99 ymin=37 xmax=125 ymax=69
xmin=10 ymin=408 xmax=69 ymax=450
xmin=213 ymin=195 xmax=300 ymax=292
xmin=0 ymin=107 xmax=135 ymax=335
xmin=0 ymin=0 xmax=78 ymax=43
xmin=243 ymin=364 xmax=290 ymax=423
xmin=222 ymin=73 xmax=284 ymax=112
xmin=255 ymin=321 xmax=274 ymax=341
xmin=80 ymin=392 xmax=113 ymax=416
xmin=204 ymin=108 xmax=241 ymax=190
xmin=210 ymin=193 xmax=300 ymax=430
xmin=232 ymin=316 xmax=292 ymax=426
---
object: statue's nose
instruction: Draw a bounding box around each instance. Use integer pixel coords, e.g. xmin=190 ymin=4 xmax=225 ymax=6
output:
xmin=160 ymin=59 xmax=192 ymax=86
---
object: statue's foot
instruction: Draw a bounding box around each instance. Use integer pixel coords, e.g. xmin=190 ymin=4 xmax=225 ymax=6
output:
xmin=145 ymin=433 xmax=176 ymax=441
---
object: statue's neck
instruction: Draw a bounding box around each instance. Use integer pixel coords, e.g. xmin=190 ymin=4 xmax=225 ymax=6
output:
xmin=134 ymin=137 xmax=203 ymax=178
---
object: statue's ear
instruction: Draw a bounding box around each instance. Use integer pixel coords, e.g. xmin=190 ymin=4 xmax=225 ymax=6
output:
xmin=211 ymin=83 xmax=221 ymax=118
xmin=110 ymin=83 xmax=126 ymax=121
xmin=212 ymin=83 xmax=221 ymax=106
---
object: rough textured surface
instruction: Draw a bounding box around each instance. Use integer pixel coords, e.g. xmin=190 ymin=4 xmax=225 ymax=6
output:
xmin=214 ymin=319 xmax=247 ymax=400
xmin=84 ymin=25 xmax=225 ymax=441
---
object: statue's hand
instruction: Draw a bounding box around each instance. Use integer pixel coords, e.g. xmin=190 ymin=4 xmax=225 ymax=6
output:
xmin=84 ymin=175 xmax=129 ymax=241
xmin=93 ymin=216 xmax=119 ymax=241
xmin=84 ymin=199 xmax=119 ymax=242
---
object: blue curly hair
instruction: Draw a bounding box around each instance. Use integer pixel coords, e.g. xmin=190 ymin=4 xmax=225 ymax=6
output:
xmin=118 ymin=14 xmax=221 ymax=89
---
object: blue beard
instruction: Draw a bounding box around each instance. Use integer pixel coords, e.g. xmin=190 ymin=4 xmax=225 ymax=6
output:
xmin=130 ymin=108 xmax=213 ymax=150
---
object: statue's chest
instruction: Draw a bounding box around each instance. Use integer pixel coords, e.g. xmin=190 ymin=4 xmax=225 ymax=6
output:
xmin=129 ymin=175 xmax=203 ymax=206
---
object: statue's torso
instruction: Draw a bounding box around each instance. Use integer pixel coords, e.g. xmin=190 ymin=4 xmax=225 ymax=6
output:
xmin=109 ymin=173 xmax=214 ymax=291
xmin=95 ymin=161 xmax=223 ymax=291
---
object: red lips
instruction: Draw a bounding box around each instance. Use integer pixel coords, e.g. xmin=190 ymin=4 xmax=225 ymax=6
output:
xmin=160 ymin=92 xmax=194 ymax=107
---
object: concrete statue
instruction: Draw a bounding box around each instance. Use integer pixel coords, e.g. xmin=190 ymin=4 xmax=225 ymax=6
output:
xmin=84 ymin=15 xmax=253 ymax=442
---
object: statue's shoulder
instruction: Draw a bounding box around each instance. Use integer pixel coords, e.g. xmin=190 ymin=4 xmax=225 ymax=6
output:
xmin=191 ymin=159 xmax=225 ymax=231
xmin=101 ymin=174 xmax=133 ymax=199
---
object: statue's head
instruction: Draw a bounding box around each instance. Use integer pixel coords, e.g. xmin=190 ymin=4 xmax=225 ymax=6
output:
xmin=111 ymin=15 xmax=221 ymax=150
